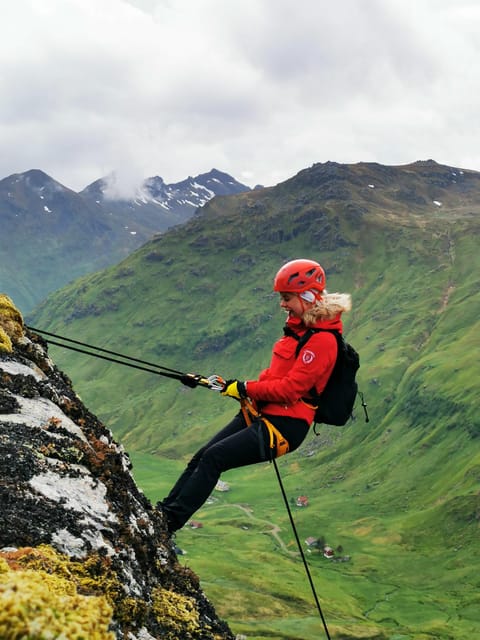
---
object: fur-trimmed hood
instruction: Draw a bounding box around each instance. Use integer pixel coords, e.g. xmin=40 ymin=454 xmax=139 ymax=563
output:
xmin=302 ymin=292 xmax=352 ymax=326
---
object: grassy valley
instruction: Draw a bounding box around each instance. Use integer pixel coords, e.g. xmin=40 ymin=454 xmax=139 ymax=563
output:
xmin=27 ymin=160 xmax=480 ymax=639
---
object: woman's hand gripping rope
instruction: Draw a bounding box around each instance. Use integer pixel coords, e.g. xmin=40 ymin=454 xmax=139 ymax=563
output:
xmin=206 ymin=375 xmax=248 ymax=401
xmin=220 ymin=379 xmax=247 ymax=400
xmin=207 ymin=375 xmax=255 ymax=427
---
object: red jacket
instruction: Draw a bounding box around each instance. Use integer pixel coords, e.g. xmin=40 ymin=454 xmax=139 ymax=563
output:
xmin=245 ymin=314 xmax=342 ymax=424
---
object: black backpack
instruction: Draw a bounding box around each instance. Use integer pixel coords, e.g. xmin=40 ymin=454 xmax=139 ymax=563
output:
xmin=289 ymin=327 xmax=366 ymax=427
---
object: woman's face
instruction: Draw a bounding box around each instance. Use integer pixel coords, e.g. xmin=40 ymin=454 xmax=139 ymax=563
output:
xmin=278 ymin=292 xmax=309 ymax=317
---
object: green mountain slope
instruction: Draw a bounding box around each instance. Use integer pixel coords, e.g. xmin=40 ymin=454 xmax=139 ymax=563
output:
xmin=27 ymin=160 xmax=480 ymax=639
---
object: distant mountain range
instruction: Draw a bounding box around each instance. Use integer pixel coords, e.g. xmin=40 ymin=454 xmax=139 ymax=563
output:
xmin=0 ymin=168 xmax=251 ymax=312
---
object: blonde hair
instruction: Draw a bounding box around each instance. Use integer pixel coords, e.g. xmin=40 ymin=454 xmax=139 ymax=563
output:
xmin=302 ymin=292 xmax=352 ymax=326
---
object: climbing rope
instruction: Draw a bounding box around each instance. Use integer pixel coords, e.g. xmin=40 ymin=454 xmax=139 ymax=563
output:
xmin=26 ymin=325 xmax=213 ymax=387
xmin=240 ymin=398 xmax=331 ymax=639
xmin=272 ymin=457 xmax=331 ymax=639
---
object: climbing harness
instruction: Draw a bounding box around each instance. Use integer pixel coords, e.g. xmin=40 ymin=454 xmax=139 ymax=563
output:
xmin=27 ymin=325 xmax=331 ymax=639
xmin=238 ymin=398 xmax=290 ymax=458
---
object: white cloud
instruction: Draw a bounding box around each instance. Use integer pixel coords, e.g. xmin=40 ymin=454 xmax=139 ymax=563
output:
xmin=1 ymin=0 xmax=480 ymax=194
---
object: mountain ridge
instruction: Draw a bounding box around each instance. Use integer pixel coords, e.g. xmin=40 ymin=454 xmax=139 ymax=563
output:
xmin=0 ymin=167 xmax=251 ymax=313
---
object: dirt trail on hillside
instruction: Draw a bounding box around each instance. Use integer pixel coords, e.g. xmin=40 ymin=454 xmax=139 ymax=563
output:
xmin=231 ymin=503 xmax=299 ymax=557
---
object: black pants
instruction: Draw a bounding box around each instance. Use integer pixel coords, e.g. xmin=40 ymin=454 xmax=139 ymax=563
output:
xmin=161 ymin=411 xmax=309 ymax=531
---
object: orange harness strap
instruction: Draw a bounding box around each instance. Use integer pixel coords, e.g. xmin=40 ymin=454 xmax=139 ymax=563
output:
xmin=240 ymin=399 xmax=290 ymax=458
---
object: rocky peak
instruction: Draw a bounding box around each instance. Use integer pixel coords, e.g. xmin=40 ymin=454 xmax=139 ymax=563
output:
xmin=0 ymin=294 xmax=234 ymax=640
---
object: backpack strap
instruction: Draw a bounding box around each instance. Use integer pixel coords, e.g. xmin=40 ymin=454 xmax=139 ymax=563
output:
xmin=283 ymin=325 xmax=339 ymax=358
xmin=285 ymin=326 xmax=342 ymax=404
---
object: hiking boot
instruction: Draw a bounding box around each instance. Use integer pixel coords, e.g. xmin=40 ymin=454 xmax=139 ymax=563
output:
xmin=155 ymin=500 xmax=177 ymax=537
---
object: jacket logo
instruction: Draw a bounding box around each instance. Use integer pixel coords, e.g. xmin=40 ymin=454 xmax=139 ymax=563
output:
xmin=302 ymin=350 xmax=315 ymax=365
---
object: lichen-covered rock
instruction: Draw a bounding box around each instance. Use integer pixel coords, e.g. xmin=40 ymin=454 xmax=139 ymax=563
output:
xmin=0 ymin=551 xmax=114 ymax=640
xmin=0 ymin=294 xmax=24 ymax=344
xmin=0 ymin=327 xmax=12 ymax=353
xmin=0 ymin=296 xmax=234 ymax=640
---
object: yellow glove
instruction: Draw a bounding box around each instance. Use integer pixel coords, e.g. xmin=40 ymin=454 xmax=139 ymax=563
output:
xmin=221 ymin=379 xmax=247 ymax=400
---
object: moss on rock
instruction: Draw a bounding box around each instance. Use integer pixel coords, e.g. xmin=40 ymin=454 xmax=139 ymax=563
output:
xmin=0 ymin=554 xmax=114 ymax=640
xmin=1 ymin=545 xmax=140 ymax=630
xmin=0 ymin=327 xmax=12 ymax=353
xmin=0 ymin=294 xmax=24 ymax=343
xmin=152 ymin=586 xmax=201 ymax=639
xmin=0 ymin=545 xmax=230 ymax=639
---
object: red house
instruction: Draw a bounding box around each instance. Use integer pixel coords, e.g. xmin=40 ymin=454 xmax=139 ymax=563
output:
xmin=296 ymin=496 xmax=309 ymax=507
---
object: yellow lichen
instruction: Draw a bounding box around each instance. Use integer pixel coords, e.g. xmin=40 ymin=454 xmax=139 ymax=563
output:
xmin=3 ymin=545 xmax=125 ymax=611
xmin=0 ymin=294 xmax=24 ymax=344
xmin=0 ymin=557 xmax=114 ymax=640
xmin=0 ymin=546 xmax=141 ymax=634
xmin=115 ymin=596 xmax=148 ymax=626
xmin=1 ymin=547 xmax=210 ymax=638
xmin=0 ymin=326 xmax=12 ymax=353
xmin=0 ymin=533 xmax=216 ymax=638
xmin=152 ymin=586 xmax=201 ymax=638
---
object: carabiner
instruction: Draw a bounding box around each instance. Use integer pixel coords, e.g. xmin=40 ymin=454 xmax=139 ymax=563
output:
xmin=206 ymin=374 xmax=226 ymax=391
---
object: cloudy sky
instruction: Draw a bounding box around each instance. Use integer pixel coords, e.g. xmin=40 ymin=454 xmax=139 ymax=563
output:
xmin=1 ymin=0 xmax=479 ymax=195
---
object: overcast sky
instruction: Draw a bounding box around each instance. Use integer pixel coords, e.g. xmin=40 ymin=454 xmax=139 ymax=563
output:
xmin=1 ymin=0 xmax=479 ymax=195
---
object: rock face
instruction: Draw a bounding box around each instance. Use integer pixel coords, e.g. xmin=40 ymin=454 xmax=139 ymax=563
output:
xmin=0 ymin=294 xmax=234 ymax=640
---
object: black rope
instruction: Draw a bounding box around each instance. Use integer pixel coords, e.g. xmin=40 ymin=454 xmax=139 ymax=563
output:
xmin=26 ymin=326 xmax=208 ymax=387
xmin=359 ymin=391 xmax=370 ymax=423
xmin=27 ymin=325 xmax=185 ymax=376
xmin=272 ymin=457 xmax=331 ymax=640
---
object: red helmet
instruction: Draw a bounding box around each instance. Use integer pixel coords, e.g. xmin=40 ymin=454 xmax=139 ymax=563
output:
xmin=273 ymin=259 xmax=326 ymax=294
